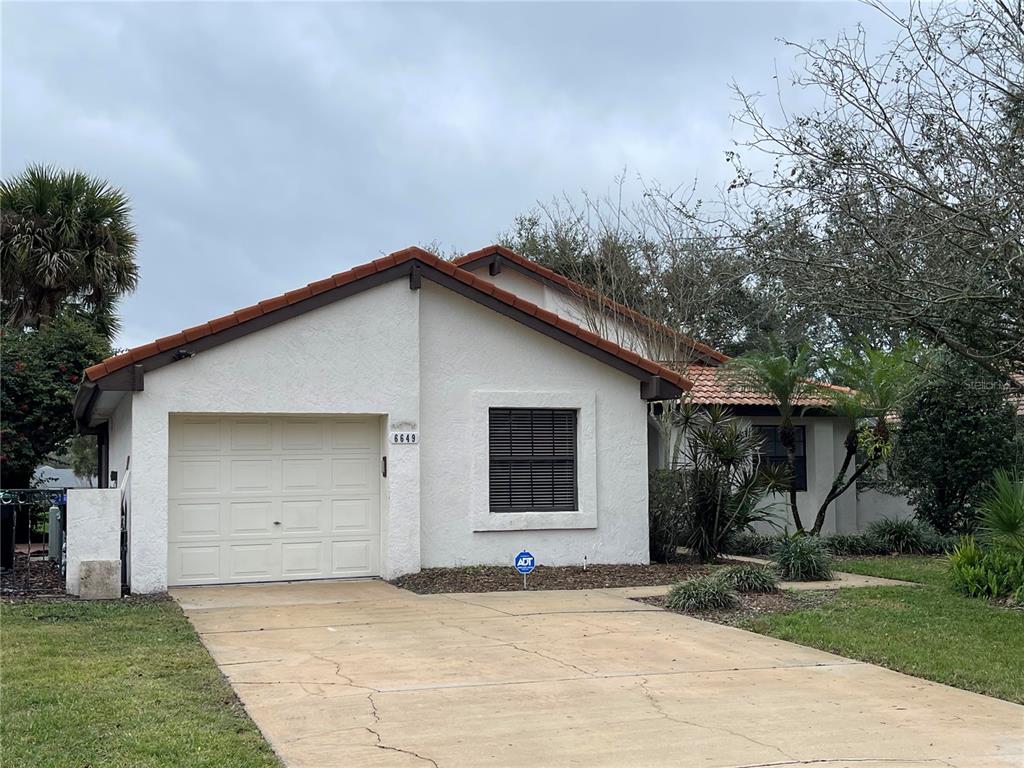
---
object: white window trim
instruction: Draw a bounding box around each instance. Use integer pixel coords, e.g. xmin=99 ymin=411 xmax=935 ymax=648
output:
xmin=470 ymin=390 xmax=597 ymax=531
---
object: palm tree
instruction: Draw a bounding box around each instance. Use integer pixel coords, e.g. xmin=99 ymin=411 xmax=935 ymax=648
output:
xmin=1 ymin=165 xmax=139 ymax=338
xmin=810 ymin=341 xmax=923 ymax=533
xmin=724 ymin=338 xmax=820 ymax=532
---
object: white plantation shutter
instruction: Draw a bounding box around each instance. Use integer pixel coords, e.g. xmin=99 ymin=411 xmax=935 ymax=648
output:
xmin=488 ymin=408 xmax=577 ymax=512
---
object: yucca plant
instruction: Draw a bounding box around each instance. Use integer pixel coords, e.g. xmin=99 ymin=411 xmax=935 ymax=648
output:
xmin=672 ymin=407 xmax=786 ymax=563
xmin=978 ymin=469 xmax=1024 ymax=554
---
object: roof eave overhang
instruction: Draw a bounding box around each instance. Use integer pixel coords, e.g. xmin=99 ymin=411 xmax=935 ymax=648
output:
xmin=457 ymin=247 xmax=728 ymax=366
xmin=75 ymin=257 xmax=686 ymax=426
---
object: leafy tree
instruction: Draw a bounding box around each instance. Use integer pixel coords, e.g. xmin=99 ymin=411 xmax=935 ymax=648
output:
xmin=1 ymin=164 xmax=138 ymax=339
xmin=893 ymin=356 xmax=1017 ymax=534
xmin=68 ymin=435 xmax=98 ymax=486
xmin=500 ymin=191 xmax=794 ymax=358
xmin=724 ymin=339 xmax=820 ymax=532
xmin=0 ymin=313 xmax=110 ymax=488
xmin=809 ymin=341 xmax=925 ymax=533
xmin=728 ymin=0 xmax=1024 ymax=385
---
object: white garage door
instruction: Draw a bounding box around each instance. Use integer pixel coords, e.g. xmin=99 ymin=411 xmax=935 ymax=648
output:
xmin=168 ymin=415 xmax=381 ymax=586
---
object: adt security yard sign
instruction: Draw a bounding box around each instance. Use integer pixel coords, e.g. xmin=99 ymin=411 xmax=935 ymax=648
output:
xmin=515 ymin=550 xmax=536 ymax=589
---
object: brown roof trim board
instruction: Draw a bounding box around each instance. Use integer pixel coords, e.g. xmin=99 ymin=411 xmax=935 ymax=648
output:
xmin=75 ymin=247 xmax=692 ymax=428
xmin=454 ymin=245 xmax=730 ymax=365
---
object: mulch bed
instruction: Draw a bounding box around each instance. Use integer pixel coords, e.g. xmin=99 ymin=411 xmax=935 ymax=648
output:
xmin=391 ymin=561 xmax=715 ymax=594
xmin=635 ymin=589 xmax=838 ymax=627
xmin=1 ymin=554 xmax=68 ymax=602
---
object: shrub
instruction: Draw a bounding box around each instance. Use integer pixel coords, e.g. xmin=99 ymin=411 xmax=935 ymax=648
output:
xmin=916 ymin=522 xmax=957 ymax=555
xmin=666 ymin=576 xmax=737 ymax=612
xmin=892 ymin=355 xmax=1016 ymax=534
xmin=823 ymin=533 xmax=887 ymax=556
xmin=978 ymin=469 xmax=1024 ymax=554
xmin=866 ymin=518 xmax=924 ymax=554
xmin=663 ymin=407 xmax=784 ymax=563
xmin=717 ymin=564 xmax=778 ymax=593
xmin=772 ymin=534 xmax=833 ymax=581
xmin=948 ymin=536 xmax=1024 ymax=600
xmin=649 ymin=469 xmax=688 ymax=563
xmin=727 ymin=531 xmax=779 ymax=556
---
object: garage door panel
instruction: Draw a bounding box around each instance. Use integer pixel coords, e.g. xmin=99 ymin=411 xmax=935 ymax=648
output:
xmin=229 ymin=542 xmax=277 ymax=578
xmin=174 ymin=545 xmax=221 ymax=581
xmin=281 ymin=458 xmax=327 ymax=492
xmin=331 ymin=539 xmax=378 ymax=576
xmin=230 ymin=459 xmax=275 ymax=492
xmin=282 ymin=420 xmax=325 ymax=451
xmin=331 ymin=456 xmax=376 ymax=490
xmin=281 ymin=499 xmax=323 ymax=533
xmin=327 ymin=419 xmax=379 ymax=450
xmin=228 ymin=501 xmax=275 ymax=536
xmin=331 ymin=498 xmax=376 ymax=533
xmin=172 ymin=502 xmax=221 ymax=538
xmin=281 ymin=541 xmax=325 ymax=577
xmin=169 ymin=415 xmax=381 ymax=586
xmin=229 ymin=419 xmax=274 ymax=451
xmin=174 ymin=459 xmax=221 ymax=494
xmin=174 ymin=419 xmax=222 ymax=452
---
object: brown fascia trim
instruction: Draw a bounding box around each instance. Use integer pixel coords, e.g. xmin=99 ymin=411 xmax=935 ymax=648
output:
xmin=457 ymin=247 xmax=729 ymax=366
xmin=76 ymin=258 xmax=687 ymax=427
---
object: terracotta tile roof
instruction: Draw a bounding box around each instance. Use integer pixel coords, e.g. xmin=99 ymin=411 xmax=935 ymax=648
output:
xmin=453 ymin=245 xmax=730 ymax=364
xmin=84 ymin=246 xmax=692 ymax=393
xmin=667 ymin=363 xmax=846 ymax=408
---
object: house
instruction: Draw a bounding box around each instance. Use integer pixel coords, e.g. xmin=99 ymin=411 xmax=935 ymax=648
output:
xmin=73 ymin=246 xmax=689 ymax=592
xmin=73 ymin=244 xmax=906 ymax=593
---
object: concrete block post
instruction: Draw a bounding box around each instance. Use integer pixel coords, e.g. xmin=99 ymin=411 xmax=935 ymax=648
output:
xmin=48 ymin=505 xmax=62 ymax=562
xmin=66 ymin=489 xmax=121 ymax=598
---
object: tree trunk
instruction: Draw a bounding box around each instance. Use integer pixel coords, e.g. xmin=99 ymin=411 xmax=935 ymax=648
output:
xmin=779 ymin=419 xmax=804 ymax=533
xmin=810 ymin=428 xmax=858 ymax=535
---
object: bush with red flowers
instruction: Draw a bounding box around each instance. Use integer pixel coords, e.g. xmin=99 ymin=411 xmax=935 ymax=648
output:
xmin=1 ymin=312 xmax=109 ymax=487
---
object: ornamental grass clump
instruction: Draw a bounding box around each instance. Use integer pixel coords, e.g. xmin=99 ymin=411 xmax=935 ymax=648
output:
xmin=665 ymin=576 xmax=737 ymax=612
xmin=772 ymin=534 xmax=833 ymax=581
xmin=866 ymin=518 xmax=924 ymax=554
xmin=717 ymin=564 xmax=778 ymax=593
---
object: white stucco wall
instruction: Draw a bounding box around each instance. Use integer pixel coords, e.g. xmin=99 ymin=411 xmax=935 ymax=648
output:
xmin=418 ymin=282 xmax=650 ymax=568
xmin=113 ymin=280 xmax=422 ymax=592
xmin=467 ymin=263 xmax=684 ymax=362
xmin=66 ymin=488 xmax=121 ymax=595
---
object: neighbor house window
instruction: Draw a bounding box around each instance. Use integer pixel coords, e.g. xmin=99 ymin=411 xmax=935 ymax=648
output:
xmin=753 ymin=425 xmax=807 ymax=491
xmin=489 ymin=408 xmax=577 ymax=512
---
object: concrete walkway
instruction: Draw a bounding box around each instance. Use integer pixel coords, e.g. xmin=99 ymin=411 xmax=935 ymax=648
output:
xmin=173 ymin=580 xmax=1023 ymax=768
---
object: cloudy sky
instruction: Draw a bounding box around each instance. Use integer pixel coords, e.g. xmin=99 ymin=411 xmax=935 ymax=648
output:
xmin=3 ymin=2 xmax=895 ymax=349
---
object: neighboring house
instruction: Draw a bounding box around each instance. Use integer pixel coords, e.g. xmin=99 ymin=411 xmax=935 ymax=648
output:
xmin=73 ymin=244 xmax=907 ymax=593
xmin=74 ymin=247 xmax=688 ymax=592
xmin=453 ymin=248 xmax=912 ymax=535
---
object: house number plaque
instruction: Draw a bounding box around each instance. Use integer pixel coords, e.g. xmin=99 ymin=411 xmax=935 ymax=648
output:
xmin=389 ymin=431 xmax=419 ymax=445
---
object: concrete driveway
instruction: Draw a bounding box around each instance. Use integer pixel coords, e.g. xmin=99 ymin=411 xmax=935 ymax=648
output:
xmin=173 ymin=580 xmax=1023 ymax=768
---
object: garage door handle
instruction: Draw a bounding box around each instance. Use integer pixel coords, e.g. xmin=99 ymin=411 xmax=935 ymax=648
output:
xmin=273 ymin=521 xmax=281 ymax=526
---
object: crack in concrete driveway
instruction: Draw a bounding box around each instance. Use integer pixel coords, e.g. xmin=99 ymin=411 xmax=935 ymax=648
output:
xmin=172 ymin=581 xmax=1024 ymax=768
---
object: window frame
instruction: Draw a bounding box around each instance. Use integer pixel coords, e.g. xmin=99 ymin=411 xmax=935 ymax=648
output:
xmin=753 ymin=424 xmax=808 ymax=492
xmin=488 ymin=407 xmax=579 ymax=514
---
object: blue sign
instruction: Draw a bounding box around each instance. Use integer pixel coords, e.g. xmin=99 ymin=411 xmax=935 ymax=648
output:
xmin=514 ymin=550 xmax=536 ymax=574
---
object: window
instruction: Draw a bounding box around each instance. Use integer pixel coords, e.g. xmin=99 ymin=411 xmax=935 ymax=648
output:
xmin=489 ymin=408 xmax=577 ymax=512
xmin=753 ymin=425 xmax=807 ymax=491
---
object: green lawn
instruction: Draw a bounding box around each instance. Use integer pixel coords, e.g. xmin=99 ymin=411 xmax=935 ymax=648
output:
xmin=1 ymin=598 xmax=281 ymax=768
xmin=740 ymin=556 xmax=1024 ymax=703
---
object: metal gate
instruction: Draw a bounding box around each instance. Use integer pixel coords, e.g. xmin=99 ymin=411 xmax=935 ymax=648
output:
xmin=0 ymin=488 xmax=68 ymax=597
